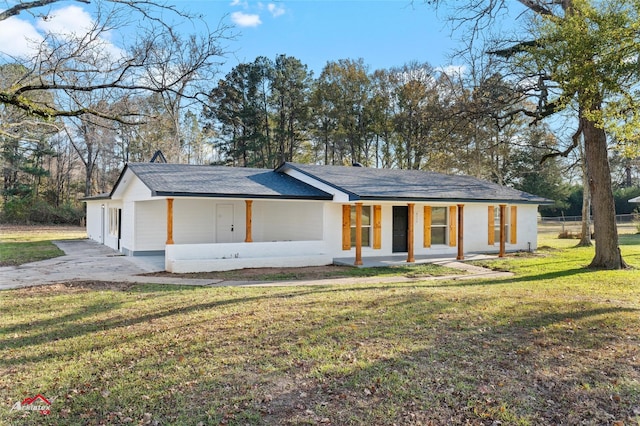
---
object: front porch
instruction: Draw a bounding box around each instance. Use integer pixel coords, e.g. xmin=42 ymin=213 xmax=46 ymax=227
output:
xmin=165 ymin=240 xmax=332 ymax=273
xmin=333 ymin=252 xmax=498 ymax=268
xmin=163 ymin=244 xmax=500 ymax=273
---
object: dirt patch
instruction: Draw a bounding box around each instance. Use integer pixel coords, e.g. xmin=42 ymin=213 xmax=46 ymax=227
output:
xmin=143 ymin=264 xmax=360 ymax=281
xmin=13 ymin=281 xmax=134 ymax=295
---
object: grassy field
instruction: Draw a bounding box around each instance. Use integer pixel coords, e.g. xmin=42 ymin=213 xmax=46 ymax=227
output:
xmin=0 ymin=226 xmax=86 ymax=267
xmin=0 ymin=227 xmax=639 ymax=425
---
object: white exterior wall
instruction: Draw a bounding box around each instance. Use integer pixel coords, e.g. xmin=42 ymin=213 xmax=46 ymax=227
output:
xmin=253 ymin=200 xmax=323 ymax=242
xmin=85 ymin=201 xmax=105 ymax=244
xmin=133 ymin=199 xmax=167 ymax=252
xmin=86 ymin=199 xmax=122 ymax=251
xmin=174 ymin=199 xmax=215 ymax=244
xmin=166 ymin=240 xmax=331 ymax=272
xmin=515 ymin=204 xmax=539 ymax=251
xmin=104 ymin=200 xmax=123 ymax=251
xmin=464 ymin=203 xmax=490 ymax=253
xmin=119 ymin=175 xmax=153 ymax=253
xmin=127 ymin=198 xmax=327 ymax=254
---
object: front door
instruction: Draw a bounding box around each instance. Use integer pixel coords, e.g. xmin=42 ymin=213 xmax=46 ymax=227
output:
xmin=216 ymin=204 xmax=234 ymax=243
xmin=392 ymin=206 xmax=408 ymax=252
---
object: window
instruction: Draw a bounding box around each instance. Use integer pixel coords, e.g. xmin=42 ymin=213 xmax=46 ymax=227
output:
xmin=350 ymin=205 xmax=371 ymax=247
xmin=109 ymin=208 xmax=119 ymax=236
xmin=431 ymin=207 xmax=447 ymax=245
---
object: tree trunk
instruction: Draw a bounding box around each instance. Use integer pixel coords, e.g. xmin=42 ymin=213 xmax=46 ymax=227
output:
xmin=582 ymin=117 xmax=627 ymax=268
xmin=577 ymin=138 xmax=592 ymax=247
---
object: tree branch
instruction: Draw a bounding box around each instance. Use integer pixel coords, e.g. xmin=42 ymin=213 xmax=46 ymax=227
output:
xmin=0 ymin=0 xmax=89 ymax=22
xmin=540 ymin=115 xmax=583 ymax=164
xmin=488 ymin=40 xmax=539 ymax=58
xmin=517 ymin=0 xmax=554 ymax=16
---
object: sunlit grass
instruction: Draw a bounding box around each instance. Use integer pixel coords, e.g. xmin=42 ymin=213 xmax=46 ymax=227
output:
xmin=0 ymin=226 xmax=85 ymax=266
xmin=1 ymin=233 xmax=639 ymax=425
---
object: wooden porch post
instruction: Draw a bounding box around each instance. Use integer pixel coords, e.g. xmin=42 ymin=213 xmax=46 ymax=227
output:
xmin=407 ymin=203 xmax=415 ymax=263
xmin=457 ymin=204 xmax=464 ymax=260
xmin=355 ymin=202 xmax=363 ymax=266
xmin=166 ymin=198 xmax=174 ymax=245
xmin=245 ymin=200 xmax=253 ymax=243
xmin=499 ymin=204 xmax=506 ymax=257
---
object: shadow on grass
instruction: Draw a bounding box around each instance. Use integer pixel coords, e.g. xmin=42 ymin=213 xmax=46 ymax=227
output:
xmin=4 ymin=278 xmax=639 ymax=425
xmin=419 ymin=267 xmax=592 ymax=289
xmin=0 ymin=284 xmax=420 ymax=365
xmin=619 ymin=233 xmax=640 ymax=245
xmin=223 ymin=302 xmax=639 ymax=425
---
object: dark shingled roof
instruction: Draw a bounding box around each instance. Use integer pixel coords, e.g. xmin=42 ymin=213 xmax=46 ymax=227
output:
xmin=120 ymin=163 xmax=332 ymax=200
xmin=103 ymin=162 xmax=549 ymax=204
xmin=277 ymin=162 xmax=551 ymax=204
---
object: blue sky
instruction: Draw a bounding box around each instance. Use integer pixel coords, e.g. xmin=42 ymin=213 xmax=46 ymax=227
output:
xmin=1 ymin=0 xmax=461 ymax=77
xmin=182 ymin=1 xmax=460 ymax=76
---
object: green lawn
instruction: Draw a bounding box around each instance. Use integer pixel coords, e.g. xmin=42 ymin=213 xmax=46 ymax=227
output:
xmin=1 ymin=233 xmax=639 ymax=425
xmin=0 ymin=226 xmax=86 ymax=267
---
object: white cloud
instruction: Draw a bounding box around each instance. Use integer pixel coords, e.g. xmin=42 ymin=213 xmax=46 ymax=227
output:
xmin=36 ymin=5 xmax=94 ymax=36
xmin=231 ymin=11 xmax=262 ymax=27
xmin=0 ymin=5 xmax=125 ymax=62
xmin=0 ymin=16 xmax=44 ymax=58
xmin=268 ymin=3 xmax=285 ymax=17
xmin=230 ymin=0 xmax=247 ymax=6
xmin=437 ymin=65 xmax=467 ymax=78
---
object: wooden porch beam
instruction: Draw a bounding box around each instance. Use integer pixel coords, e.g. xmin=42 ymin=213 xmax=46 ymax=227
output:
xmin=166 ymin=198 xmax=174 ymax=245
xmin=407 ymin=203 xmax=415 ymax=263
xmin=245 ymin=200 xmax=253 ymax=243
xmin=355 ymin=202 xmax=363 ymax=266
xmin=499 ymin=204 xmax=506 ymax=257
xmin=457 ymin=204 xmax=464 ymax=260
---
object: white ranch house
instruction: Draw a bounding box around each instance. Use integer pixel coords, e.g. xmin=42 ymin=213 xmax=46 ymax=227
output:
xmin=84 ymin=162 xmax=549 ymax=272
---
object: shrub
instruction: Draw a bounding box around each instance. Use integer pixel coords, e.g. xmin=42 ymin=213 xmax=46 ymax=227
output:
xmin=1 ymin=197 xmax=84 ymax=225
xmin=558 ymin=230 xmax=577 ymax=239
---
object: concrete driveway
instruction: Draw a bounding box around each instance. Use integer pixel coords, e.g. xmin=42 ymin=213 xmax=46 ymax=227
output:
xmin=0 ymin=240 xmax=220 ymax=290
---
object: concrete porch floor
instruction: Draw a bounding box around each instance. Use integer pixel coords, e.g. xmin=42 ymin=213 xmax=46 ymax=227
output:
xmin=333 ymin=253 xmax=500 ymax=268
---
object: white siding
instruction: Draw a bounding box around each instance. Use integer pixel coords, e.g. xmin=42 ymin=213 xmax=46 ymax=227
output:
xmin=121 ymin=201 xmax=135 ymax=252
xmin=113 ymin=174 xmax=153 ymax=253
xmin=134 ymin=200 xmax=167 ymax=251
xmin=174 ymin=199 xmax=215 ymax=244
xmin=464 ymin=203 xmax=491 ymax=253
xmin=253 ymin=200 xmax=323 ymax=242
xmin=516 ymin=204 xmax=539 ymax=251
xmin=85 ymin=201 xmax=104 ymax=243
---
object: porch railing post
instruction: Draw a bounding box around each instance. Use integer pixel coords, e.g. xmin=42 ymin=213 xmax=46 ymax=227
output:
xmin=407 ymin=203 xmax=415 ymax=263
xmin=355 ymin=202 xmax=363 ymax=266
xmin=457 ymin=204 xmax=464 ymax=260
xmin=245 ymin=200 xmax=253 ymax=243
xmin=499 ymin=204 xmax=506 ymax=257
xmin=166 ymin=198 xmax=174 ymax=245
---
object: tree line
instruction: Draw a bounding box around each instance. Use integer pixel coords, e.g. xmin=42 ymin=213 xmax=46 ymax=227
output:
xmin=3 ymin=52 xmax=637 ymax=222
